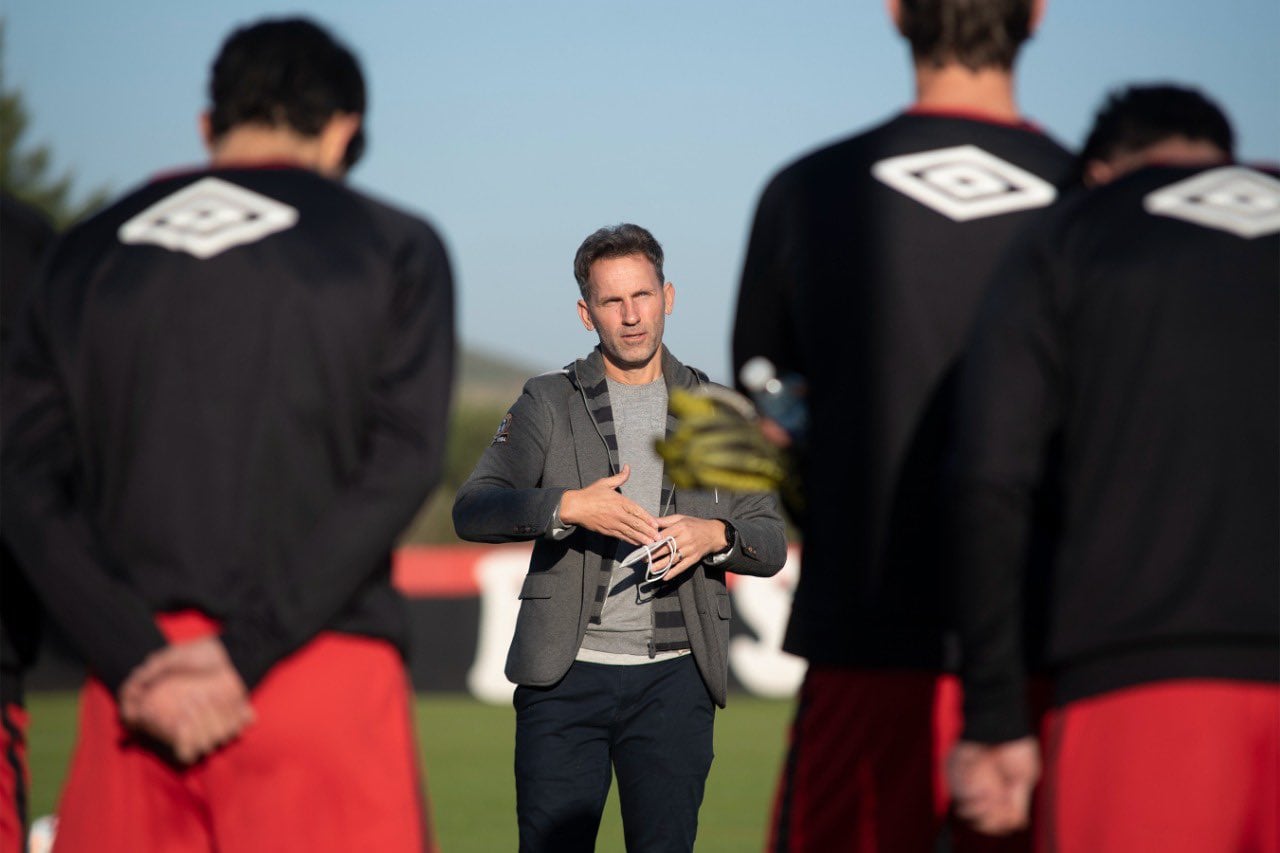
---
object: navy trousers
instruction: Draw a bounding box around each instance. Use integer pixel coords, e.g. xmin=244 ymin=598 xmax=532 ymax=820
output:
xmin=513 ymin=655 xmax=716 ymax=852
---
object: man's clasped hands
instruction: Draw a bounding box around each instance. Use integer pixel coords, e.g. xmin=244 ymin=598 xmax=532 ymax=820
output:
xmin=118 ymin=636 xmax=253 ymax=765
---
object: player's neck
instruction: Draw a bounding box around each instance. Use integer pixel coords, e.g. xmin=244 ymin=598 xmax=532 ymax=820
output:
xmin=207 ymin=126 xmax=330 ymax=174
xmin=911 ymin=64 xmax=1020 ymax=124
xmin=1086 ymin=138 xmax=1231 ymax=187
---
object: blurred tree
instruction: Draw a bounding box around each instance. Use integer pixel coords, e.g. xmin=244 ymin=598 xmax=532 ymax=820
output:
xmin=0 ymin=23 xmax=109 ymax=228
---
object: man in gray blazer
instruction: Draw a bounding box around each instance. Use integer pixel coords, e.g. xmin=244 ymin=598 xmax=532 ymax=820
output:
xmin=454 ymin=223 xmax=787 ymax=852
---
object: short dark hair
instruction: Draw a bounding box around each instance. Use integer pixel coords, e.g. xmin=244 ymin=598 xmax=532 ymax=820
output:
xmin=573 ymin=224 xmax=665 ymax=299
xmin=207 ymin=17 xmax=367 ymax=169
xmin=1081 ymin=84 xmax=1235 ymax=167
xmin=898 ymin=0 xmax=1035 ymax=71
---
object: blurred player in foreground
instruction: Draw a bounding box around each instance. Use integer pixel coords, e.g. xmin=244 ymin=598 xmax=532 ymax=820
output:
xmin=946 ymin=84 xmax=1278 ymax=852
xmin=0 ymin=195 xmax=55 ymax=853
xmin=1 ymin=18 xmax=453 ymax=852
xmin=731 ymin=1 xmax=1072 ymax=849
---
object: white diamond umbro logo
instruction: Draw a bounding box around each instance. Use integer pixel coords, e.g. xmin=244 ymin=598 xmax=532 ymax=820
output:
xmin=871 ymin=145 xmax=1057 ymax=222
xmin=1143 ymin=166 xmax=1280 ymax=239
xmin=118 ymin=177 xmax=299 ymax=259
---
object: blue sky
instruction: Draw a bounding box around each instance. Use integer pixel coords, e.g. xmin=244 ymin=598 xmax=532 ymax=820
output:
xmin=7 ymin=1 xmax=1278 ymax=382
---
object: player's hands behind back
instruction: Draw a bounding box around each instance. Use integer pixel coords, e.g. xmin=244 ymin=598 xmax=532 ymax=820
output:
xmin=120 ymin=637 xmax=254 ymax=765
xmin=947 ymin=737 xmax=1040 ymax=835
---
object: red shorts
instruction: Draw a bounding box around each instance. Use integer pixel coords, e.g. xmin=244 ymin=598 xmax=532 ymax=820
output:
xmin=769 ymin=667 xmax=1045 ymax=853
xmin=51 ymin=613 xmax=436 ymax=853
xmin=1040 ymin=679 xmax=1279 ymax=853
xmin=1 ymin=702 xmax=29 ymax=853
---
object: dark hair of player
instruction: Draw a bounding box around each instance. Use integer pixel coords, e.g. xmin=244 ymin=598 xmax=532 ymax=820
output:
xmin=897 ymin=0 xmax=1035 ymax=71
xmin=207 ymin=17 xmax=367 ymax=170
xmin=573 ymin=223 xmax=666 ymax=299
xmin=1080 ymin=84 xmax=1235 ymax=167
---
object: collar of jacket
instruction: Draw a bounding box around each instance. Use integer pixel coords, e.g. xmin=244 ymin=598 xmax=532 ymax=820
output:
xmin=564 ymin=345 xmax=707 ymax=393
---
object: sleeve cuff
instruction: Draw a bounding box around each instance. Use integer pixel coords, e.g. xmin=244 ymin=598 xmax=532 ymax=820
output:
xmin=547 ymin=498 xmax=577 ymax=541
xmin=960 ymin=679 xmax=1032 ymax=743
xmin=219 ymin=625 xmax=278 ymax=691
xmin=101 ymin=632 xmax=169 ymax=696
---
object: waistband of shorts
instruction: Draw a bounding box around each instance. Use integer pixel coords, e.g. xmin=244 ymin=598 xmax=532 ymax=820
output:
xmin=1054 ymin=640 xmax=1280 ymax=705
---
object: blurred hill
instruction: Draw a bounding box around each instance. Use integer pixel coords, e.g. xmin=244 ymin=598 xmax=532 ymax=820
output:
xmin=457 ymin=347 xmax=541 ymax=408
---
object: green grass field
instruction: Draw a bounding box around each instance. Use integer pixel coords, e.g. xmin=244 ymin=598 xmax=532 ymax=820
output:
xmin=26 ymin=692 xmax=794 ymax=852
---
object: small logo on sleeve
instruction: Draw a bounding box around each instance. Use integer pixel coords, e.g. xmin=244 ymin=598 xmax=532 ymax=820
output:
xmin=872 ymin=145 xmax=1057 ymax=221
xmin=1143 ymin=166 xmax=1280 ymax=239
xmin=118 ymin=177 xmax=299 ymax=259
xmin=492 ymin=413 xmax=514 ymax=445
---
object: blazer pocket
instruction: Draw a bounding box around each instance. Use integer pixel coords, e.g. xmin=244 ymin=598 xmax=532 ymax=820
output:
xmin=519 ymin=574 xmax=554 ymax=600
xmin=716 ymin=593 xmax=731 ymax=620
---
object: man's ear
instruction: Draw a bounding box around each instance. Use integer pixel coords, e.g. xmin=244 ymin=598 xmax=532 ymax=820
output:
xmin=578 ymin=299 xmax=595 ymax=331
xmin=1030 ymin=0 xmax=1047 ymax=34
xmin=663 ymin=281 xmax=675 ymax=315
xmin=199 ymin=112 xmax=215 ymax=154
xmin=317 ymin=113 xmax=362 ymax=177
xmin=886 ymin=0 xmax=903 ymax=33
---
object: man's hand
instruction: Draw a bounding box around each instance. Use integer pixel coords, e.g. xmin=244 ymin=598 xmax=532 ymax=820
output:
xmin=947 ymin=737 xmax=1040 ymax=835
xmin=558 ymin=465 xmax=660 ymax=546
xmin=757 ymin=416 xmax=793 ymax=449
xmin=647 ymin=514 xmax=730 ymax=581
xmin=124 ymin=636 xmax=236 ymax=694
xmin=119 ymin=637 xmax=254 ymax=764
xmin=121 ymin=636 xmax=239 ymax=713
xmin=125 ymin=672 xmax=255 ymax=765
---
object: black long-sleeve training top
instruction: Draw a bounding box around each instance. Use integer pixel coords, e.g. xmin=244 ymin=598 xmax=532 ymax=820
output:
xmin=950 ymin=165 xmax=1280 ymax=742
xmin=1 ymin=166 xmax=455 ymax=692
xmin=733 ymin=111 xmax=1073 ymax=670
xmin=1 ymin=194 xmax=57 ymax=703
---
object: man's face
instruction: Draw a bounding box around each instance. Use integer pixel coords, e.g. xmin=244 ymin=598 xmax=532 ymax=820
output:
xmin=578 ymin=254 xmax=674 ymax=376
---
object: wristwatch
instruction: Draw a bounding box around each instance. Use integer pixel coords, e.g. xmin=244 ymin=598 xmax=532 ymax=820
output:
xmin=718 ymin=519 xmax=736 ymax=554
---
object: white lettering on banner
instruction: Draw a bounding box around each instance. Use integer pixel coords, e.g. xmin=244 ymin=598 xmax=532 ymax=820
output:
xmin=466 ymin=550 xmax=529 ymax=704
xmin=728 ymin=553 xmax=806 ymax=698
xmin=463 ymin=547 xmax=804 ymax=705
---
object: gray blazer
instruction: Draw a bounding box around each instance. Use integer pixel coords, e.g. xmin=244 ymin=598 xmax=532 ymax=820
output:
xmin=453 ymin=347 xmax=787 ymax=706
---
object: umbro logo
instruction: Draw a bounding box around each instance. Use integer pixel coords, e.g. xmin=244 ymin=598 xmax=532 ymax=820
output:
xmin=1144 ymin=166 xmax=1280 ymax=239
xmin=118 ymin=177 xmax=299 ymax=259
xmin=872 ymin=145 xmax=1057 ymax=222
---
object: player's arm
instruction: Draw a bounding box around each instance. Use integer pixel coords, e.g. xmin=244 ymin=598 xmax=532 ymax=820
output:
xmin=945 ymin=223 xmax=1067 ymax=835
xmin=0 ymin=265 xmax=168 ymax=693
xmin=732 ymin=171 xmax=803 ymax=392
xmin=215 ymin=224 xmax=457 ymax=690
xmin=732 ymin=173 xmax=810 ymax=525
xmin=948 ymin=227 xmax=1068 ymax=745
